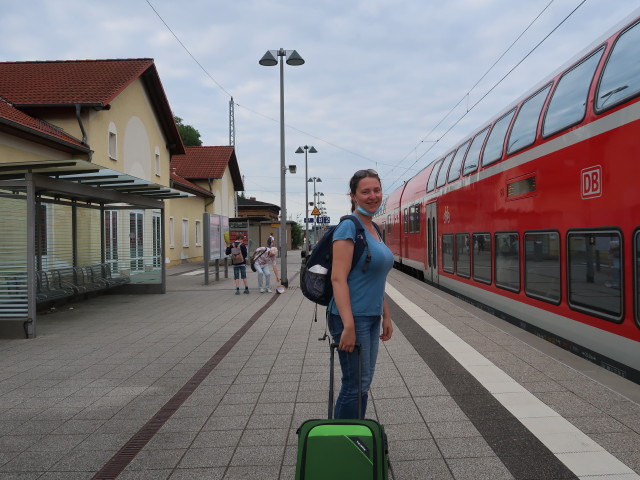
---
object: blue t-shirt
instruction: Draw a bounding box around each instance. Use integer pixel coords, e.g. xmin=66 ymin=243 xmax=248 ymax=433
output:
xmin=328 ymin=220 xmax=394 ymax=316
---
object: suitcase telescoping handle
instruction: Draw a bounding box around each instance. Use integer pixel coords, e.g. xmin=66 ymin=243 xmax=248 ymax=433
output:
xmin=329 ymin=343 xmax=362 ymax=420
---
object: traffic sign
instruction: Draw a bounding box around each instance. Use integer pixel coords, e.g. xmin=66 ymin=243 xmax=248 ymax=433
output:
xmin=311 ymin=207 xmax=321 ymax=215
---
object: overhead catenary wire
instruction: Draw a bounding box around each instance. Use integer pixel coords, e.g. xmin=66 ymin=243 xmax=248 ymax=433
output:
xmin=383 ymin=0 xmax=588 ymax=194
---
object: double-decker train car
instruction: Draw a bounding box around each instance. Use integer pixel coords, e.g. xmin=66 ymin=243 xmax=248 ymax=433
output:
xmin=378 ymin=12 xmax=640 ymax=383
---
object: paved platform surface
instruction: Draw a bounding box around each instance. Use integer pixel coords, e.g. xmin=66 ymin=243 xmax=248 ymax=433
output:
xmin=0 ymin=253 xmax=639 ymax=479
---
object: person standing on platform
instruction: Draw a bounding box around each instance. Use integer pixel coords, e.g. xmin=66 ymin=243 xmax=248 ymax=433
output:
xmin=226 ymin=234 xmax=250 ymax=295
xmin=328 ymin=169 xmax=394 ymax=419
xmin=252 ymin=245 xmax=273 ymax=293
xmin=267 ymin=232 xmax=275 ymax=248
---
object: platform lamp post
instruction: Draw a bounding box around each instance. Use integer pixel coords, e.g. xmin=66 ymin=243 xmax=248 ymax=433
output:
xmin=296 ymin=145 xmax=317 ymax=257
xmin=259 ymin=48 xmax=305 ymax=287
xmin=308 ymin=178 xmax=322 ymax=245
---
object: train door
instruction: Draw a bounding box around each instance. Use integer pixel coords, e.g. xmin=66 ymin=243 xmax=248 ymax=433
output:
xmin=426 ymin=202 xmax=439 ymax=285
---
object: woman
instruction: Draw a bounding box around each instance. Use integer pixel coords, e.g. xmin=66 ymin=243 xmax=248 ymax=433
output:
xmin=328 ymin=169 xmax=394 ymax=419
xmin=252 ymin=245 xmax=273 ymax=293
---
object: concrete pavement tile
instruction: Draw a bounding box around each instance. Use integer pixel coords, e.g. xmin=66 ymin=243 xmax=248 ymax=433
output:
xmin=75 ymin=431 xmax=134 ymax=450
xmin=0 ymin=450 xmax=65 ymax=472
xmin=222 ymin=466 xmax=281 ymax=479
xmin=72 ymin=405 xmax=121 ymax=420
xmin=446 ymin=457 xmax=513 ymax=480
xmin=384 ymin=422 xmax=433 ymax=442
xmin=127 ymin=448 xmax=186 ymax=470
xmin=117 ymin=469 xmax=172 ymax=479
xmin=239 ymin=428 xmax=288 ymax=446
xmin=388 ymin=459 xmax=454 ymax=480
xmin=203 ymin=416 xmax=249 ymax=431
xmin=34 ymin=473 xmax=89 ymax=479
xmin=178 ymin=446 xmax=235 ymax=468
xmin=220 ymin=392 xmax=260 ymax=405
xmin=252 ymin=402 xmax=295 ymax=416
xmin=147 ymin=431 xmax=199 ymax=449
xmin=262 ymin=381 xmax=298 ymax=393
xmin=157 ymin=416 xmax=209 ymax=433
xmin=246 ymin=414 xmax=292 ymax=430
xmin=373 ymin=398 xmax=424 ymax=425
xmin=0 ymin=435 xmax=44 ymax=453
xmin=414 ymin=396 xmax=469 ymax=422
xmin=427 ymin=420 xmax=480 ymax=439
xmin=436 ymin=436 xmax=495 ymax=459
xmin=169 ymin=467 xmax=224 ymax=480
xmin=388 ymin=437 xmax=441 ymax=461
xmin=13 ymin=420 xmax=65 ymax=435
xmin=567 ymin=415 xmax=628 ymax=434
xmin=226 ymin=383 xmax=264 ymax=394
xmin=213 ymin=403 xmax=254 ymax=417
xmin=191 ymin=429 xmax=242 ymax=448
xmin=230 ymin=445 xmax=285 ymax=466
xmin=51 ymin=419 xmax=104 ymax=435
xmin=371 ymin=385 xmax=411 ymax=399
xmin=26 ymin=433 xmax=87 ymax=452
xmin=259 ymin=390 xmax=297 ymax=403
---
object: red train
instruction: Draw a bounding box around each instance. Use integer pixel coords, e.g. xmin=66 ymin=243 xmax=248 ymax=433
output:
xmin=377 ymin=13 xmax=640 ymax=383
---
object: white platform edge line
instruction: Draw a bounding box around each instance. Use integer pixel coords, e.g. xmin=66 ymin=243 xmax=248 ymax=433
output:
xmin=386 ymin=283 xmax=639 ymax=479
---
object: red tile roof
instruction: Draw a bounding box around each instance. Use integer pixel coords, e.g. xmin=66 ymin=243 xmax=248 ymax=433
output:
xmin=0 ymin=59 xmax=154 ymax=106
xmin=0 ymin=98 xmax=90 ymax=152
xmin=171 ymin=146 xmax=235 ymax=178
xmin=170 ymin=171 xmax=214 ymax=198
xmin=0 ymin=58 xmax=185 ymax=155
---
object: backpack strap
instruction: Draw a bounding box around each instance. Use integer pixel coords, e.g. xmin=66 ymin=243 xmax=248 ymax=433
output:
xmin=340 ymin=215 xmax=373 ymax=274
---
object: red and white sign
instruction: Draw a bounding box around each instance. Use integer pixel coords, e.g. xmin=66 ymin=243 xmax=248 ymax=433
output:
xmin=581 ymin=166 xmax=602 ymax=199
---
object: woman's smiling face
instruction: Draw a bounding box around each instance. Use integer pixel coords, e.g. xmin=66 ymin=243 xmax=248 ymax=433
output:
xmin=351 ymin=176 xmax=382 ymax=214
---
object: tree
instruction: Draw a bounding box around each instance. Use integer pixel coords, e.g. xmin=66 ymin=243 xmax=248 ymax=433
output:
xmin=174 ymin=116 xmax=202 ymax=146
xmin=291 ymin=222 xmax=303 ymax=250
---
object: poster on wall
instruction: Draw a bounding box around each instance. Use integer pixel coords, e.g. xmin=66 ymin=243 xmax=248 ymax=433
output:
xmin=229 ymin=220 xmax=249 ymax=246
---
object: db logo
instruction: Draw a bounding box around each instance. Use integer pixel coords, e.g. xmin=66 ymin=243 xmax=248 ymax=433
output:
xmin=443 ymin=206 xmax=451 ymax=224
xmin=581 ymin=166 xmax=602 ymax=199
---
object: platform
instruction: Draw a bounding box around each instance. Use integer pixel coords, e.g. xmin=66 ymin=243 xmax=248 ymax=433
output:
xmin=0 ymin=253 xmax=638 ymax=479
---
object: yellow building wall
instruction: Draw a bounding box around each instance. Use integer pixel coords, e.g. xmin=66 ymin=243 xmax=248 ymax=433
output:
xmin=165 ymin=195 xmax=207 ymax=266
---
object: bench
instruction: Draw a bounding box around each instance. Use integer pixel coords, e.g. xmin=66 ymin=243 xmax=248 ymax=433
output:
xmin=89 ymin=263 xmax=130 ymax=288
xmin=36 ymin=271 xmax=75 ymax=307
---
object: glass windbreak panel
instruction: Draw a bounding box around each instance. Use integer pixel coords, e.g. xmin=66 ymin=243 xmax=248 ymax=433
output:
xmin=482 ymin=109 xmax=516 ymax=166
xmin=427 ymin=160 xmax=444 ymax=192
xmin=436 ymin=152 xmax=455 ymax=188
xmin=456 ymin=233 xmax=470 ymax=278
xmin=462 ymin=128 xmax=489 ymax=176
xmin=597 ymin=21 xmax=640 ymax=111
xmin=442 ymin=234 xmax=454 ymax=273
xmin=524 ymin=232 xmax=560 ymax=303
xmin=448 ymin=140 xmax=470 ymax=183
xmin=507 ymin=85 xmax=551 ymax=155
xmin=495 ymin=232 xmax=520 ymax=292
xmin=0 ymin=191 xmax=28 ymax=319
xmin=543 ymin=48 xmax=604 ymax=137
xmin=473 ymin=233 xmax=491 ymax=284
xmin=568 ymin=231 xmax=622 ymax=319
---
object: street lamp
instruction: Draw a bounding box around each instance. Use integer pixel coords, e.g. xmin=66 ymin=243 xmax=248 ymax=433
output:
xmin=296 ymin=145 xmax=317 ymax=256
xmin=308 ymin=177 xmax=322 ymax=244
xmin=259 ymin=48 xmax=305 ymax=287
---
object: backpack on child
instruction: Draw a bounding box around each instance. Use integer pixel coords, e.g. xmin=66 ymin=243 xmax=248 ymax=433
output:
xmin=300 ymin=215 xmax=381 ymax=306
xmin=230 ymin=244 xmax=244 ymax=265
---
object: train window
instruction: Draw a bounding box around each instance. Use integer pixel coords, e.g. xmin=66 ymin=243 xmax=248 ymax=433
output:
xmin=408 ymin=206 xmax=414 ymax=234
xmin=436 ymin=151 xmax=455 ymax=188
xmin=596 ymin=20 xmax=640 ymax=112
xmin=426 ymin=159 xmax=444 ymax=193
xmin=448 ymin=140 xmax=471 ymax=183
xmin=387 ymin=215 xmax=391 ymax=234
xmin=543 ymin=47 xmax=604 ymax=138
xmin=568 ymin=231 xmax=622 ymax=321
xmin=495 ymin=232 xmax=520 ymax=292
xmin=482 ymin=109 xmax=516 ymax=167
xmin=456 ymin=233 xmax=470 ymax=278
xmin=524 ymin=231 xmax=561 ymax=304
xmin=462 ymin=127 xmax=489 ymax=176
xmin=635 ymin=230 xmax=640 ymax=328
xmin=414 ymin=204 xmax=420 ymax=233
xmin=473 ymin=233 xmax=491 ymax=284
xmin=403 ymin=208 xmax=408 ymax=233
xmin=507 ymin=85 xmax=551 ymax=155
xmin=442 ymin=234 xmax=454 ymax=274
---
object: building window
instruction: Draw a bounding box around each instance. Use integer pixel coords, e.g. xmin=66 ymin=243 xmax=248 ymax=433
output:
xmin=108 ymin=123 xmax=117 ymax=160
xmin=442 ymin=234 xmax=454 ymax=274
xmin=495 ymin=232 xmax=520 ymax=292
xmin=195 ymin=220 xmax=201 ymax=246
xmin=169 ymin=217 xmax=175 ymax=248
xmin=155 ymin=147 xmax=161 ymax=176
xmin=524 ymin=231 xmax=561 ymax=304
xmin=182 ymin=219 xmax=189 ymax=247
xmin=568 ymin=230 xmax=622 ymax=321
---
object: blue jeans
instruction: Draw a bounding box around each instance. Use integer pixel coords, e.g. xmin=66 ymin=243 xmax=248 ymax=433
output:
xmin=327 ymin=313 xmax=381 ymax=419
xmin=254 ymin=263 xmax=271 ymax=288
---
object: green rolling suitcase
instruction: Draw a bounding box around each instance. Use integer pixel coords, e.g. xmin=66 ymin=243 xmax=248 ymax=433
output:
xmin=295 ymin=344 xmax=390 ymax=480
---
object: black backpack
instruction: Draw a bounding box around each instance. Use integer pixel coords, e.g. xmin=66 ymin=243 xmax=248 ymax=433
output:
xmin=300 ymin=215 xmax=382 ymax=306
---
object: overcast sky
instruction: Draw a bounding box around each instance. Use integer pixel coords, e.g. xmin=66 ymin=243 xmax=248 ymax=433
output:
xmin=2 ymin=0 xmax=639 ymax=226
